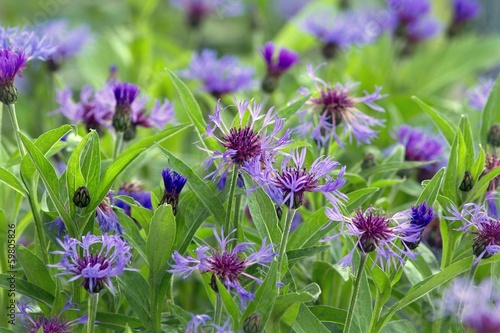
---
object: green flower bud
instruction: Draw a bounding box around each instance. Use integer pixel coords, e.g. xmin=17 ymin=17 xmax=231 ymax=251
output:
xmin=73 ymin=186 xmax=91 ymax=208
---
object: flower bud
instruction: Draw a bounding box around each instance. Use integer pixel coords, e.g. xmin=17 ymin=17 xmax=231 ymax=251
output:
xmin=487 ymin=124 xmax=500 ymax=148
xmin=361 ymin=153 xmax=377 ymax=171
xmin=261 ymin=75 xmax=279 ymax=94
xmin=112 ymin=106 xmax=131 ymax=132
xmin=459 ymin=171 xmax=474 ymax=192
xmin=321 ymin=42 xmax=339 ymax=59
xmin=73 ymin=186 xmax=91 ymax=208
xmin=243 ymin=313 xmax=262 ymax=333
xmin=0 ymin=81 xmax=18 ymax=105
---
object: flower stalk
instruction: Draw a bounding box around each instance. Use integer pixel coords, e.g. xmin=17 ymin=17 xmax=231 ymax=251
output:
xmin=344 ymin=252 xmax=367 ymax=333
xmin=87 ymin=293 xmax=99 ymax=333
xmin=277 ymin=208 xmax=296 ymax=281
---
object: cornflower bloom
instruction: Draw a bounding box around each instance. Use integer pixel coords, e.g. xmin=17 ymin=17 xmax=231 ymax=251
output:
xmin=200 ymin=99 xmax=291 ymax=190
xmin=96 ymin=191 xmax=123 ymax=235
xmin=185 ymin=313 xmax=211 ymax=333
xmin=442 ymin=278 xmax=500 ymax=332
xmin=297 ymin=64 xmax=386 ymax=147
xmin=181 ymin=49 xmax=254 ymax=99
xmin=170 ymin=0 xmax=244 ymax=28
xmin=244 ymin=148 xmax=346 ymax=210
xmin=302 ymin=9 xmax=396 ymax=59
xmin=261 ymin=42 xmax=299 ymax=93
xmin=159 ymin=168 xmax=187 ymax=215
xmin=50 ymin=233 xmax=133 ymax=293
xmin=467 ymin=79 xmax=494 ymax=111
xmin=394 ymin=202 xmax=434 ymax=250
xmin=18 ymin=298 xmax=86 ymax=333
xmin=481 ymin=152 xmax=500 ymax=193
xmin=169 ymin=229 xmax=276 ymax=304
xmin=446 ymin=197 xmax=500 ymax=263
xmin=406 ymin=16 xmax=442 ymax=43
xmin=115 ymin=182 xmax=153 ymax=216
xmin=387 ymin=0 xmax=430 ymax=25
xmin=0 ymin=26 xmax=55 ymax=60
xmin=0 ymin=48 xmax=28 ymax=104
xmin=125 ymin=96 xmax=175 ymax=140
xmin=212 ymin=318 xmax=234 ymax=333
xmin=449 ymin=0 xmax=481 ymax=36
xmin=324 ymin=206 xmax=418 ymax=270
xmin=37 ymin=19 xmax=91 ymax=71
xmin=393 ymin=125 xmax=444 ymax=181
xmin=112 ymin=82 xmax=140 ymax=132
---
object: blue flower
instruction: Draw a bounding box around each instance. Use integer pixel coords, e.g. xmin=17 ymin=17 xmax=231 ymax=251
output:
xmin=406 ymin=16 xmax=442 ymax=42
xmin=49 ymin=233 xmax=133 ymax=293
xmin=395 ymin=202 xmax=434 ymax=249
xmin=452 ymin=0 xmax=481 ymax=25
xmin=467 ymin=79 xmax=494 ymax=111
xmin=0 ymin=48 xmax=28 ymax=104
xmin=170 ymin=0 xmax=244 ymax=28
xmin=116 ymin=182 xmax=153 ymax=216
xmin=186 ymin=313 xmax=211 ymax=333
xmin=112 ymin=82 xmax=140 ymax=132
xmin=261 ymin=42 xmax=299 ymax=93
xmin=387 ymin=0 xmax=430 ymax=24
xmin=96 ymin=191 xmax=123 ymax=235
xmin=160 ymin=168 xmax=187 ymax=215
xmin=0 ymin=26 xmax=55 ymax=60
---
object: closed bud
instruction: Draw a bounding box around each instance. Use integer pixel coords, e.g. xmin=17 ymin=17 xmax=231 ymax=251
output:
xmin=261 ymin=75 xmax=279 ymax=94
xmin=243 ymin=313 xmax=262 ymax=333
xmin=123 ymin=124 xmax=137 ymax=141
xmin=321 ymin=42 xmax=339 ymax=60
xmin=473 ymin=238 xmax=492 ymax=260
xmin=73 ymin=186 xmax=91 ymax=208
xmin=0 ymin=81 xmax=18 ymax=105
xmin=112 ymin=108 xmax=131 ymax=132
xmin=361 ymin=153 xmax=376 ymax=171
xmin=487 ymin=124 xmax=500 ymax=148
xmin=459 ymin=171 xmax=474 ymax=192
xmin=275 ymin=205 xmax=283 ymax=221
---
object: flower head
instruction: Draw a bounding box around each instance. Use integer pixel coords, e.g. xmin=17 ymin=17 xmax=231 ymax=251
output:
xmin=169 ymin=228 xmax=276 ymax=304
xmin=186 ymin=313 xmax=211 ymax=333
xmin=442 ymin=278 xmax=500 ymax=333
xmin=482 ymin=152 xmax=500 ymax=192
xmin=50 ymin=233 xmax=133 ymax=293
xmin=160 ymin=168 xmax=187 ymax=215
xmin=181 ymin=49 xmax=254 ymax=98
xmin=406 ymin=16 xmax=442 ymax=42
xmin=395 ymin=202 xmax=434 ymax=249
xmin=124 ymin=96 xmax=176 ymax=140
xmin=95 ymin=191 xmax=123 ymax=235
xmin=112 ymin=82 xmax=140 ymax=132
xmin=0 ymin=48 xmax=28 ymax=104
xmin=297 ymin=64 xmax=386 ymax=147
xmin=201 ymin=99 xmax=291 ymax=190
xmin=467 ymin=79 xmax=494 ymax=111
xmin=212 ymin=318 xmax=234 ymax=333
xmin=452 ymin=0 xmax=481 ymax=25
xmin=261 ymin=42 xmax=299 ymax=93
xmin=116 ymin=182 xmax=153 ymax=216
xmin=0 ymin=26 xmax=55 ymax=60
xmin=18 ymin=298 xmax=86 ymax=333
xmin=387 ymin=0 xmax=431 ymax=24
xmin=245 ymin=148 xmax=346 ymax=210
xmin=170 ymin=0 xmax=244 ymax=28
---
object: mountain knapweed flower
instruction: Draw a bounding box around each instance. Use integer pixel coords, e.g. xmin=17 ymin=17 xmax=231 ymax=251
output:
xmin=324 ymin=206 xmax=418 ymax=270
xmin=169 ymin=228 xmax=276 ymax=304
xmin=37 ymin=19 xmax=91 ymax=71
xmin=449 ymin=0 xmax=481 ymax=36
xmin=387 ymin=0 xmax=431 ymax=24
xmin=213 ymin=318 xmax=234 ymax=333
xmin=18 ymin=298 xmax=86 ymax=333
xmin=261 ymin=42 xmax=299 ymax=93
xmin=406 ymin=16 xmax=442 ymax=42
xmin=112 ymin=82 xmax=140 ymax=132
xmin=393 ymin=125 xmax=444 ymax=181
xmin=467 ymin=79 xmax=494 ymax=111
xmin=395 ymin=202 xmax=434 ymax=250
xmin=160 ymin=168 xmax=187 ymax=215
xmin=0 ymin=26 xmax=55 ymax=60
xmin=442 ymin=278 xmax=500 ymax=332
xmin=95 ymin=192 xmax=123 ymax=234
xmin=170 ymin=0 xmax=244 ymax=28
xmin=0 ymin=48 xmax=28 ymax=104
xmin=181 ymin=49 xmax=254 ymax=99
xmin=482 ymin=152 xmax=500 ymax=193
xmin=115 ymin=182 xmax=153 ymax=216
xmin=201 ymin=99 xmax=291 ymax=190
xmin=245 ymin=148 xmax=346 ymax=210
xmin=50 ymin=233 xmax=133 ymax=293
xmin=124 ymin=96 xmax=175 ymax=140
xmin=297 ymin=64 xmax=386 ymax=147
xmin=186 ymin=313 xmax=211 ymax=333
xmin=73 ymin=186 xmax=91 ymax=208
xmin=53 ymin=85 xmax=115 ymax=133
xmin=302 ymin=9 xmax=396 ymax=59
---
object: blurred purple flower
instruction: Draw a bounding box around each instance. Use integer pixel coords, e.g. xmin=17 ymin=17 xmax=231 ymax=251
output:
xmin=297 ymin=64 xmax=386 ymax=147
xmin=261 ymin=42 xmax=299 ymax=93
xmin=48 ymin=216 xmax=66 ymax=237
xmin=49 ymin=233 xmax=133 ymax=293
xmin=0 ymin=48 xmax=28 ymax=104
xmin=274 ymin=0 xmax=312 ymax=19
xmin=200 ymin=99 xmax=291 ymax=190
xmin=244 ymin=148 xmax=346 ymax=210
xmin=116 ymin=182 xmax=153 ymax=216
xmin=96 ymin=191 xmax=123 ymax=235
xmin=18 ymin=298 xmax=86 ymax=333
xmin=186 ymin=313 xmax=211 ymax=333
xmin=169 ymin=228 xmax=276 ymax=304
xmin=181 ymin=49 xmax=255 ymax=98
xmin=170 ymin=0 xmax=244 ymax=27
xmin=452 ymin=0 xmax=481 ymax=25
xmin=131 ymin=97 xmax=175 ymax=129
xmin=212 ymin=318 xmax=234 ymax=333
xmin=387 ymin=0 xmax=431 ymax=24
xmin=0 ymin=26 xmax=55 ymax=60
xmin=406 ymin=16 xmax=442 ymax=42
xmin=160 ymin=168 xmax=187 ymax=215
xmin=467 ymin=79 xmax=494 ymax=111
xmin=112 ymin=82 xmax=140 ymax=132
xmin=483 ymin=152 xmax=500 ymax=193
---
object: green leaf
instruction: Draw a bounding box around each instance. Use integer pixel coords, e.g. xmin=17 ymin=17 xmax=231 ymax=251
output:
xmin=443 ymin=131 xmax=461 ymax=203
xmin=286 ymin=245 xmax=330 ymax=264
xmin=157 ymin=146 xmax=226 ymax=223
xmin=216 ymin=278 xmax=240 ymax=326
xmin=81 ymin=131 xmax=101 ymax=198
xmin=471 ymin=146 xmax=485 ymax=180
xmin=117 ymin=210 xmax=147 ymax=262
xmin=480 ymin=74 xmax=500 ymax=147
xmin=360 ymin=161 xmax=433 ymax=178
xmin=309 ymin=306 xmax=347 ymax=325
xmin=412 ymin=97 xmax=455 ymax=146
xmin=96 ymin=312 xmax=143 ymax=330
xmin=292 ymin=304 xmax=330 ymax=333
xmin=277 ymin=95 xmax=310 ymax=119
xmin=118 ymin=270 xmax=152 ymax=329
xmin=0 ymin=167 xmax=26 ymax=195
xmin=416 ymin=167 xmax=445 ymax=205
xmin=247 ymin=188 xmax=281 ymax=245
xmin=269 ymin=283 xmax=321 ymax=326
xmin=0 ymin=274 xmax=54 ymax=306
xmin=346 ymin=187 xmax=379 ymax=210
xmin=380 ymin=320 xmax=417 ymax=333
xmin=347 ymin=263 xmax=372 ymax=333
xmin=174 ymin=192 xmax=209 ymax=254
xmin=17 ymin=246 xmax=55 ymax=295
xmin=465 ymin=166 xmax=500 ymax=202
xmin=459 ymin=115 xmax=474 ymax=171
xmin=288 ymin=208 xmax=329 ymax=250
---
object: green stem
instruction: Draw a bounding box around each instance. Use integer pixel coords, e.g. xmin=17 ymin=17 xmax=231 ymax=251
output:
xmin=0 ymin=103 xmax=3 ymax=155
xmin=368 ymin=290 xmax=384 ymax=333
xmin=113 ymin=132 xmax=124 ymax=160
xmin=232 ymin=194 xmax=242 ymax=238
xmin=224 ymin=164 xmax=239 ymax=234
xmin=26 ymin=181 xmax=49 ymax=263
xmin=214 ymin=293 xmax=223 ymax=327
xmin=151 ymin=284 xmax=162 ymax=331
xmin=276 ymin=208 xmax=296 ymax=281
xmin=6 ymin=104 xmax=25 ymax=157
xmin=389 ymin=254 xmax=407 ymax=284
xmin=344 ymin=253 xmax=367 ymax=333
xmin=87 ymin=293 xmax=99 ymax=333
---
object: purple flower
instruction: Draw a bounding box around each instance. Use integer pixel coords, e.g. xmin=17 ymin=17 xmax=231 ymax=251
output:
xmin=0 ymin=48 xmax=28 ymax=104
xmin=387 ymin=0 xmax=431 ymax=24
xmin=245 ymin=148 xmax=347 ymax=210
xmin=131 ymin=97 xmax=175 ymax=129
xmin=170 ymin=0 xmax=244 ymax=27
xmin=442 ymin=278 xmax=500 ymax=332
xmin=467 ymin=79 xmax=494 ymax=111
xmin=302 ymin=9 xmax=396 ymax=58
xmin=393 ymin=125 xmax=444 ymax=180
xmin=168 ymin=228 xmax=276 ymax=304
xmin=95 ymin=191 xmax=123 ymax=235
xmin=186 ymin=313 xmax=211 ymax=333
xmin=0 ymin=26 xmax=55 ymax=60
xmin=116 ymin=182 xmax=153 ymax=216
xmin=274 ymin=0 xmax=312 ymax=19
xmin=212 ymin=318 xmax=234 ymax=333
xmin=297 ymin=64 xmax=386 ymax=147
xmin=452 ymin=0 xmax=481 ymax=25
xmin=483 ymin=152 xmax=500 ymax=193
xmin=160 ymin=168 xmax=187 ymax=215
xmin=394 ymin=202 xmax=434 ymax=249
xmin=37 ymin=20 xmax=91 ymax=71
xmin=324 ymin=206 xmax=418 ymax=270
xmin=48 ymin=216 xmax=66 ymax=237
xmin=181 ymin=49 xmax=254 ymax=98
xmin=112 ymin=82 xmax=140 ymax=132
xmin=18 ymin=298 xmax=86 ymax=333
xmin=406 ymin=16 xmax=442 ymax=42
xmin=446 ymin=197 xmax=500 ymax=263
xmin=200 ymin=99 xmax=291 ymax=190
xmin=261 ymin=42 xmax=299 ymax=93
xmin=53 ymin=84 xmax=115 ymax=133
xmin=49 ymin=233 xmax=133 ymax=293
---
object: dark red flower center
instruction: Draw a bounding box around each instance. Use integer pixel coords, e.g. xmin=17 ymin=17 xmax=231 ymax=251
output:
xmin=222 ymin=127 xmax=262 ymax=165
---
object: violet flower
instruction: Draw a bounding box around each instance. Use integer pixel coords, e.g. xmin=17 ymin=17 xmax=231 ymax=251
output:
xmin=261 ymin=42 xmax=299 ymax=93
xmin=168 ymin=228 xmax=276 ymax=304
xmin=186 ymin=313 xmax=211 ymax=333
xmin=406 ymin=16 xmax=442 ymax=42
xmin=124 ymin=96 xmax=176 ymax=140
xmin=0 ymin=48 xmax=28 ymax=104
xmin=18 ymin=298 xmax=86 ymax=333
xmin=159 ymin=168 xmax=187 ymax=215
xmin=116 ymin=182 xmax=153 ymax=216
xmin=297 ymin=64 xmax=386 ymax=147
xmin=112 ymin=82 xmax=140 ymax=132
xmin=244 ymin=148 xmax=346 ymax=210
xmin=170 ymin=0 xmax=244 ymax=28
xmin=467 ymin=79 xmax=494 ymax=111
xmin=212 ymin=318 xmax=234 ymax=333
xmin=0 ymin=26 xmax=55 ymax=60
xmin=49 ymin=233 xmax=133 ymax=293
xmin=387 ymin=0 xmax=431 ymax=24
xmin=394 ymin=202 xmax=434 ymax=250
xmin=181 ymin=49 xmax=254 ymax=99
xmin=95 ymin=191 xmax=123 ymax=235
xmin=452 ymin=0 xmax=481 ymax=25
xmin=200 ymin=99 xmax=291 ymax=190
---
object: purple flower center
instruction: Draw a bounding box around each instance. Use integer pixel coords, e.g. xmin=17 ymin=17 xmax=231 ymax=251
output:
xmin=353 ymin=210 xmax=393 ymax=252
xmin=27 ymin=317 xmax=72 ymax=333
xmin=473 ymin=221 xmax=500 ymax=259
xmin=74 ymin=254 xmax=111 ymax=293
xmin=312 ymin=88 xmax=354 ymax=125
xmin=222 ymin=127 xmax=262 ymax=165
xmin=207 ymin=251 xmax=246 ymax=283
xmin=273 ymin=167 xmax=316 ymax=209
